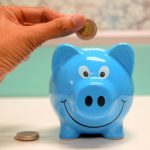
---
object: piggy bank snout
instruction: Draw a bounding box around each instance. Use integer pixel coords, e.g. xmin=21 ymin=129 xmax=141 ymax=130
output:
xmin=76 ymin=85 xmax=109 ymax=107
xmin=74 ymin=84 xmax=114 ymax=117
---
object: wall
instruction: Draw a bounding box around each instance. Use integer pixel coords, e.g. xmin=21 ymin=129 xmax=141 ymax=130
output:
xmin=0 ymin=1 xmax=149 ymax=96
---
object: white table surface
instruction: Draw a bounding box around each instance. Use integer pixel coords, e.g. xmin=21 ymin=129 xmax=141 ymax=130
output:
xmin=0 ymin=96 xmax=149 ymax=150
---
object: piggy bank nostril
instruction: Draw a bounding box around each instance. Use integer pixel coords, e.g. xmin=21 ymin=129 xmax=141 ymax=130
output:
xmin=97 ymin=96 xmax=105 ymax=107
xmin=85 ymin=96 xmax=93 ymax=106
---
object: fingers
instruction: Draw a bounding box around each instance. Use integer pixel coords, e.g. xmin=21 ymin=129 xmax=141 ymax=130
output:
xmin=2 ymin=6 xmax=64 ymax=24
xmin=20 ymin=7 xmax=64 ymax=23
xmin=26 ymin=14 xmax=86 ymax=43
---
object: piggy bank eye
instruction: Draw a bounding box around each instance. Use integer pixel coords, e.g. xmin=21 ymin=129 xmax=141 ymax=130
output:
xmin=79 ymin=66 xmax=90 ymax=78
xmin=99 ymin=66 xmax=109 ymax=79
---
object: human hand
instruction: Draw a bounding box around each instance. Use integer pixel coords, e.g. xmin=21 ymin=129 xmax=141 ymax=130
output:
xmin=0 ymin=6 xmax=85 ymax=81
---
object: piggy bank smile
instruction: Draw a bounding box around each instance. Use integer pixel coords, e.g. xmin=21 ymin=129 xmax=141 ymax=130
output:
xmin=50 ymin=43 xmax=134 ymax=140
xmin=61 ymin=98 xmax=126 ymax=128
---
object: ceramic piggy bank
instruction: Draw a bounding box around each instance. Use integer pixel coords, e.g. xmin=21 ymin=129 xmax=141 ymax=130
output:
xmin=50 ymin=43 xmax=134 ymax=140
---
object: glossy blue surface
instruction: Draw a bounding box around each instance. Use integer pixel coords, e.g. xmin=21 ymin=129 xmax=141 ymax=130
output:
xmin=50 ymin=43 xmax=134 ymax=140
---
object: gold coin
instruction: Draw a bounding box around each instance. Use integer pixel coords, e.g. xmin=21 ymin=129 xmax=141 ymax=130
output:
xmin=15 ymin=131 xmax=39 ymax=141
xmin=76 ymin=19 xmax=97 ymax=40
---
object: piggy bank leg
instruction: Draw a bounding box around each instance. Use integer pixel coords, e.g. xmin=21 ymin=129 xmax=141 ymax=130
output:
xmin=59 ymin=124 xmax=79 ymax=140
xmin=103 ymin=123 xmax=124 ymax=139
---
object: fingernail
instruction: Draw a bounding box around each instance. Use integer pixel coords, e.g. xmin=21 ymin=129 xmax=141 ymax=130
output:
xmin=70 ymin=14 xmax=86 ymax=28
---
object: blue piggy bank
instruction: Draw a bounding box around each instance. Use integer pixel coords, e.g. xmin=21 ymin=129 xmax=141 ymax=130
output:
xmin=50 ymin=43 xmax=134 ymax=140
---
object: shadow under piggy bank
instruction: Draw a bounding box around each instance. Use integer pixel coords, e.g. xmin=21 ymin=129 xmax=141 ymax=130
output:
xmin=40 ymin=126 xmax=134 ymax=149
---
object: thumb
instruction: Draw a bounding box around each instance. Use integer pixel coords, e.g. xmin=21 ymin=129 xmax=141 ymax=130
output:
xmin=26 ymin=14 xmax=86 ymax=43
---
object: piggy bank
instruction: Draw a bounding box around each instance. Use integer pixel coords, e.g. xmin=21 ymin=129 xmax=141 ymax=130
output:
xmin=50 ymin=43 xmax=134 ymax=140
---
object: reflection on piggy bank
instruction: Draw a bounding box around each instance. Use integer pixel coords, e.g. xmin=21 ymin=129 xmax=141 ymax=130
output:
xmin=50 ymin=43 xmax=134 ymax=140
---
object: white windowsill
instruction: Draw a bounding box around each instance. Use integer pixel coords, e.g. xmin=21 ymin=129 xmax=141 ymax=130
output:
xmin=43 ymin=30 xmax=150 ymax=46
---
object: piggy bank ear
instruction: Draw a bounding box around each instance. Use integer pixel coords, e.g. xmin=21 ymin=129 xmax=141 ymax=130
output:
xmin=108 ymin=43 xmax=134 ymax=75
xmin=52 ymin=44 xmax=81 ymax=75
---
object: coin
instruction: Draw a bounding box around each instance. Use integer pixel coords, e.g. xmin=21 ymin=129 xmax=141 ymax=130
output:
xmin=15 ymin=131 xmax=39 ymax=141
xmin=76 ymin=19 xmax=97 ymax=40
